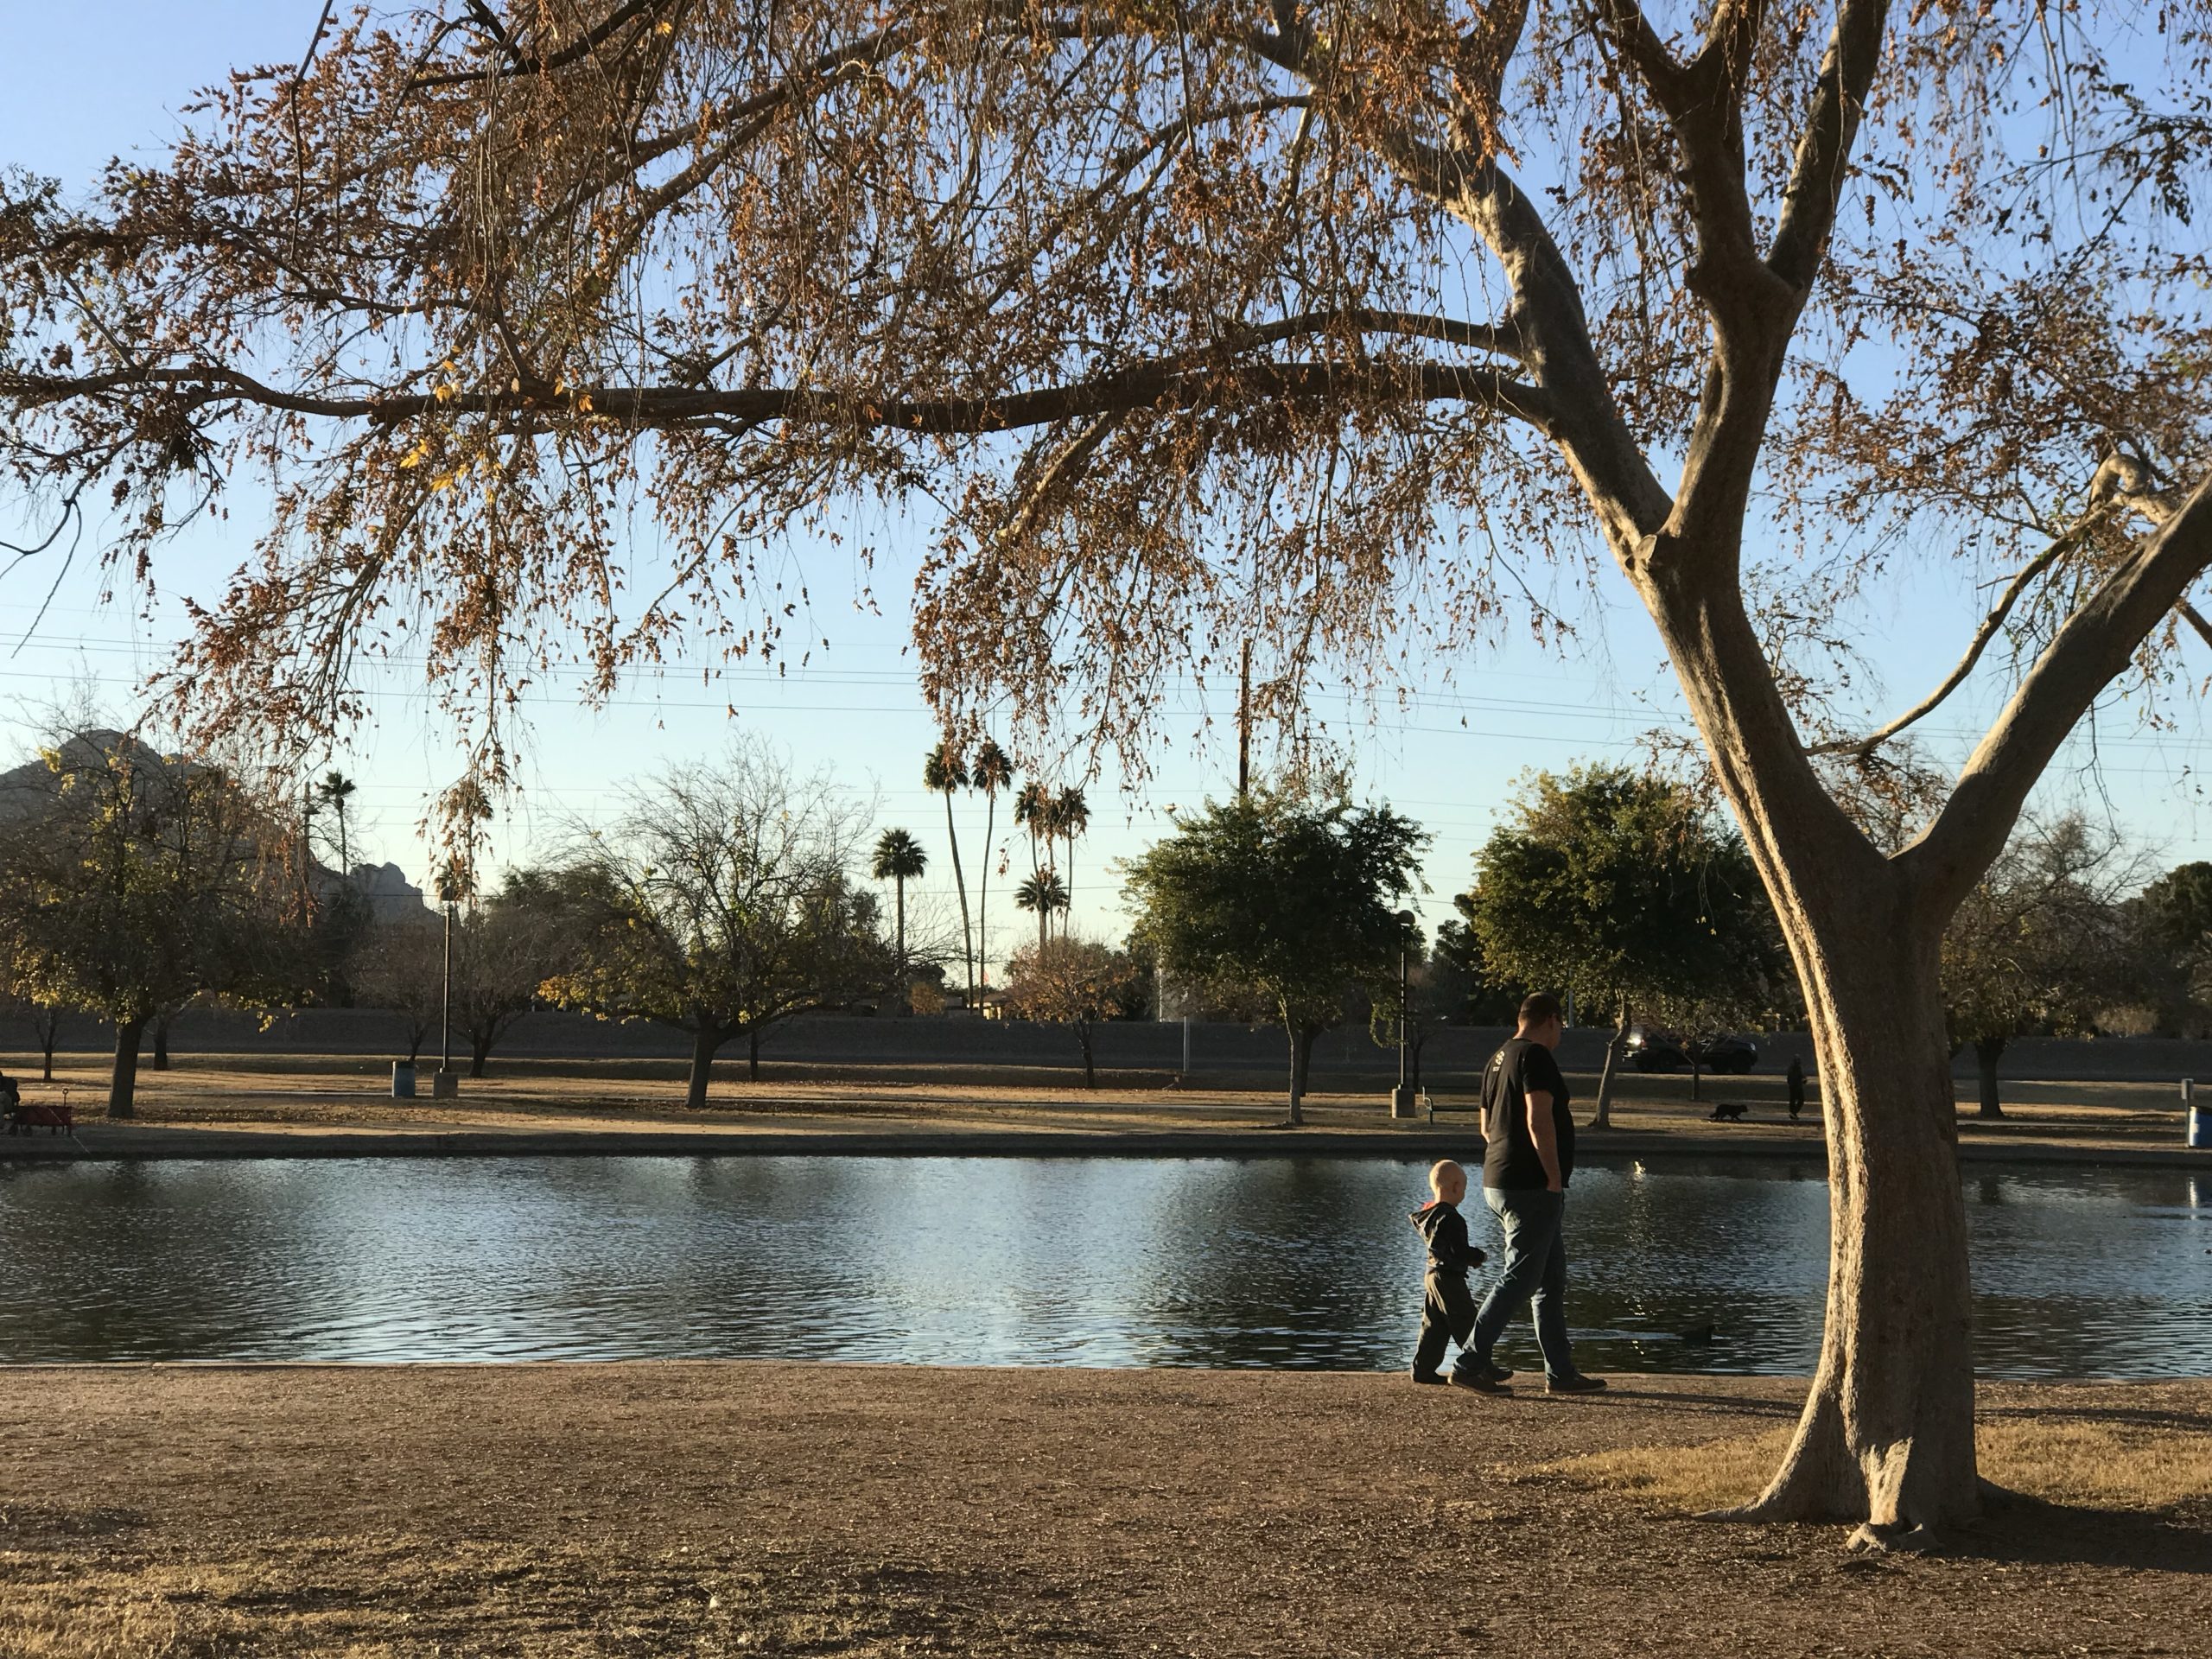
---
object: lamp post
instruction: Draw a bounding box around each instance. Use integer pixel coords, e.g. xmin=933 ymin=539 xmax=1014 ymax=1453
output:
xmin=432 ymin=861 xmax=463 ymax=1097
xmin=1391 ymin=909 xmax=1417 ymax=1119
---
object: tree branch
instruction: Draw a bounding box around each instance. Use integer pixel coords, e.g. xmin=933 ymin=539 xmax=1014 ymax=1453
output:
xmin=4 ymin=348 xmax=1554 ymax=441
xmin=1805 ymin=524 xmax=2091 ymax=758
xmin=1768 ymin=0 xmax=1891 ymax=292
xmin=1906 ymin=467 xmax=2212 ymax=916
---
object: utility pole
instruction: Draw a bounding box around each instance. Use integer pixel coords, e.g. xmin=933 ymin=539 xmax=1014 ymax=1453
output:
xmin=1237 ymin=639 xmax=1252 ymax=797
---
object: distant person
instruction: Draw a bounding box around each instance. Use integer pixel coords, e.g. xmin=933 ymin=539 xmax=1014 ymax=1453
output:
xmin=1786 ymin=1057 xmax=1807 ymax=1122
xmin=1408 ymin=1159 xmax=1495 ymax=1388
xmin=1459 ymin=993 xmax=1605 ymax=1395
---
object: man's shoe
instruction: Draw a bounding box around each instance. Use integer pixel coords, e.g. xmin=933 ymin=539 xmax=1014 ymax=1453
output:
xmin=1449 ymin=1369 xmax=1508 ymax=1394
xmin=1546 ymin=1372 xmax=1609 ymax=1395
xmin=1410 ymin=1370 xmax=1450 ymax=1386
xmin=1471 ymin=1359 xmax=1515 ymax=1384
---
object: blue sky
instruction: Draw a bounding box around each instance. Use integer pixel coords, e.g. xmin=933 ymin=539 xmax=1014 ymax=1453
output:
xmin=5 ymin=3 xmax=2210 ymax=969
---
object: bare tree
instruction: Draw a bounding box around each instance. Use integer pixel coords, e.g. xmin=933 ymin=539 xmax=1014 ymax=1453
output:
xmin=1944 ymin=816 xmax=2144 ymax=1120
xmin=6 ymin=2 xmax=2212 ymax=1539
xmin=1002 ymin=936 xmax=1141 ymax=1088
xmin=350 ymin=920 xmax=445 ymax=1064
xmin=543 ymin=741 xmax=893 ymax=1104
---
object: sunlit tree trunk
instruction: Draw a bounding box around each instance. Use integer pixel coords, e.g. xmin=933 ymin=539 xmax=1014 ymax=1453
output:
xmin=1732 ymin=915 xmax=1979 ymax=1539
xmin=106 ymin=1015 xmax=145 ymax=1119
xmin=1588 ymin=996 xmax=1630 ymax=1129
xmin=1644 ymin=549 xmax=1982 ymax=1541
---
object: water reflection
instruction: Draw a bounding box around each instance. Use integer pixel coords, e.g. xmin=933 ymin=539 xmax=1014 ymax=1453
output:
xmin=1 ymin=1155 xmax=2206 ymax=1378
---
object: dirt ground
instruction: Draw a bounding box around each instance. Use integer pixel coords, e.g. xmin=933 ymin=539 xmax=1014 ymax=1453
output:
xmin=1 ymin=1365 xmax=2205 ymax=1656
xmin=6 ymin=1051 xmax=2203 ymax=1164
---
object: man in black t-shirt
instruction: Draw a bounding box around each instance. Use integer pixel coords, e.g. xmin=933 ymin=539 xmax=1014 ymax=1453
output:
xmin=1459 ymin=992 xmax=1605 ymax=1395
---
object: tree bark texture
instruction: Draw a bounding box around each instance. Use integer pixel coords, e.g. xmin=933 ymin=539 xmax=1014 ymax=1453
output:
xmin=1589 ymin=999 xmax=1629 ymax=1129
xmin=1974 ymin=1038 xmax=2005 ymax=1119
xmin=1723 ymin=876 xmax=1980 ymax=1537
xmin=469 ymin=1036 xmax=491 ymax=1079
xmin=106 ymin=1016 xmax=146 ymax=1119
xmin=687 ymin=1023 xmax=723 ymax=1112
xmin=1644 ymin=560 xmax=1980 ymax=1538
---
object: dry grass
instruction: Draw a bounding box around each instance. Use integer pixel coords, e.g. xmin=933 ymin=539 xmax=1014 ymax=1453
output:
xmin=4 ymin=1368 xmax=2209 ymax=1657
xmin=1550 ymin=1415 xmax=2212 ymax=1515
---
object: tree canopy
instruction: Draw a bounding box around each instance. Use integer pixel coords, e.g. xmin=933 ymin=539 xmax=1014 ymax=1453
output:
xmin=1123 ymin=790 xmax=1423 ymax=1122
xmin=1463 ymin=764 xmax=1781 ymax=1122
xmin=0 ymin=730 xmax=308 ymax=1116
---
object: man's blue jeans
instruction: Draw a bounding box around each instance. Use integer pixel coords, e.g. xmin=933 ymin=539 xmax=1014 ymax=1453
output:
xmin=1463 ymin=1187 xmax=1576 ymax=1382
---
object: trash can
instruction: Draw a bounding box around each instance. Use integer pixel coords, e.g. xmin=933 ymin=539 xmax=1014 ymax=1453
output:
xmin=391 ymin=1061 xmax=416 ymax=1099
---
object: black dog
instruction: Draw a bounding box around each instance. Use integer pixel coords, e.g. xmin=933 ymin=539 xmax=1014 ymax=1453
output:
xmin=1708 ymin=1101 xmax=1748 ymax=1123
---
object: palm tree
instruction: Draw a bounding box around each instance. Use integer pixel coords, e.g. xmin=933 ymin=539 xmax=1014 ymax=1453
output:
xmin=1054 ymin=785 xmax=1090 ymax=936
xmin=870 ymin=829 xmax=928 ymax=1005
xmin=922 ymin=742 xmax=974 ymax=1006
xmin=1014 ymin=780 xmax=1050 ymax=881
xmin=316 ymin=770 xmax=357 ymax=877
xmin=1014 ymin=870 xmax=1070 ymax=956
xmin=970 ymin=739 xmax=1013 ymax=995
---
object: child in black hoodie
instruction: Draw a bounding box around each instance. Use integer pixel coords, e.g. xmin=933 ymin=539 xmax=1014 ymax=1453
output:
xmin=1409 ymin=1160 xmax=1507 ymax=1389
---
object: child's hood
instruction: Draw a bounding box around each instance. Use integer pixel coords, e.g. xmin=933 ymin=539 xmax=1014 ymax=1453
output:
xmin=1409 ymin=1198 xmax=1459 ymax=1245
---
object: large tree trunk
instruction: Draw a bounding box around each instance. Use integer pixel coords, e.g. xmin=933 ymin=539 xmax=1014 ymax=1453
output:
xmin=37 ymin=1014 xmax=58 ymax=1082
xmin=469 ymin=1033 xmax=491 ymax=1078
xmin=686 ymin=1023 xmax=723 ymax=1111
xmin=1077 ymin=1020 xmax=1096 ymax=1090
xmin=1588 ymin=997 xmax=1629 ymax=1129
xmin=107 ymin=1015 xmax=146 ymax=1119
xmin=1726 ymin=915 xmax=1980 ymax=1543
xmin=151 ymin=1009 xmax=172 ymax=1071
xmin=1974 ymin=1036 xmax=2005 ymax=1119
xmin=1647 ymin=565 xmax=1980 ymax=1541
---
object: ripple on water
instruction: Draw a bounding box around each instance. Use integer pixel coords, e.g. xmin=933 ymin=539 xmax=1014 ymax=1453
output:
xmin=0 ymin=1154 xmax=2206 ymax=1376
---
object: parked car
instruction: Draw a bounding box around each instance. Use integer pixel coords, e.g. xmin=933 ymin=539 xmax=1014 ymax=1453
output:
xmin=1625 ymin=1027 xmax=1759 ymax=1074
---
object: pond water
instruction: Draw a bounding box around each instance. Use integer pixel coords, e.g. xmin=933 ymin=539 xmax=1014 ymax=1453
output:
xmin=2 ymin=1156 xmax=2207 ymax=1376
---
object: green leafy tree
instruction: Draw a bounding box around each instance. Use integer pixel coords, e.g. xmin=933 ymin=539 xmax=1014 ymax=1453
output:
xmin=1429 ymin=915 xmax=1526 ymax=1027
xmin=1002 ymin=937 xmax=1143 ymax=1089
xmin=1124 ymin=792 xmax=1425 ymax=1124
xmin=1943 ymin=817 xmax=2139 ymax=1119
xmin=2126 ymin=861 xmax=2212 ymax=1037
xmin=1462 ymin=766 xmax=1778 ymax=1128
xmin=0 ymin=731 xmax=307 ymax=1116
xmin=543 ymin=745 xmax=893 ymax=1104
